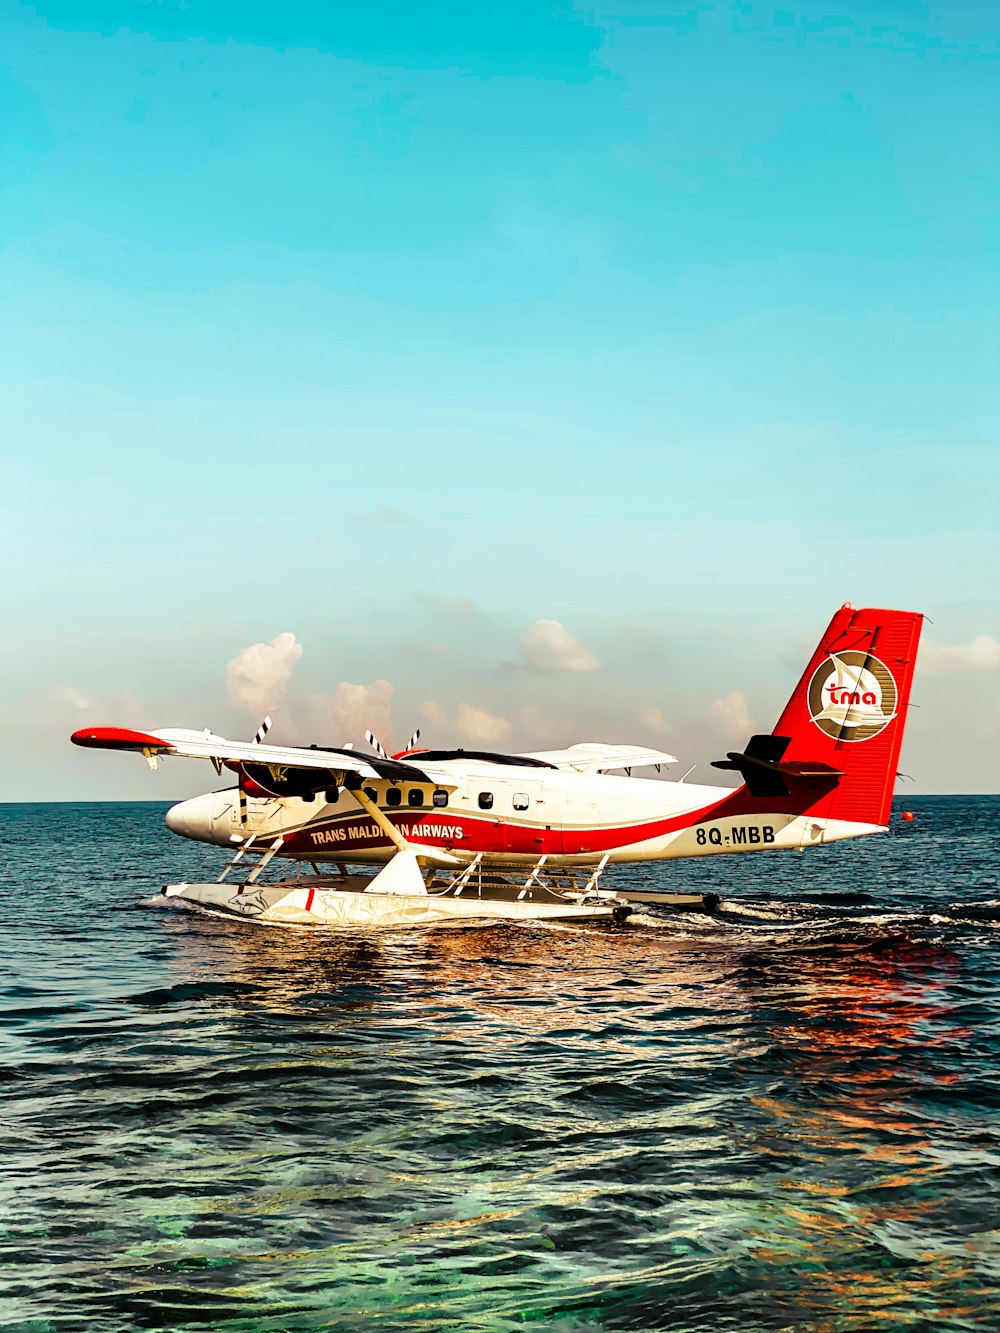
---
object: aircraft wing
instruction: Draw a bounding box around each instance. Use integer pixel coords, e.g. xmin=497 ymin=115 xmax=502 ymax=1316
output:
xmin=70 ymin=725 xmax=432 ymax=785
xmin=519 ymin=743 xmax=677 ymax=773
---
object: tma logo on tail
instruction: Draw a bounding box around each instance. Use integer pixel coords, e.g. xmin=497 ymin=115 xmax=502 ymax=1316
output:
xmin=808 ymin=652 xmax=897 ymax=742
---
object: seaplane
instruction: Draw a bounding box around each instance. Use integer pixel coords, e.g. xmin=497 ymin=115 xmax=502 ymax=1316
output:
xmin=71 ymin=604 xmax=922 ymax=929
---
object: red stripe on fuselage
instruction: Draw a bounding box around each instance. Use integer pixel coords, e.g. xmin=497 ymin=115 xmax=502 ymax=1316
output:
xmin=273 ymin=792 xmax=807 ymax=859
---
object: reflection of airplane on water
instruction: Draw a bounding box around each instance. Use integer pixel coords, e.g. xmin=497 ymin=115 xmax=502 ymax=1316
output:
xmin=72 ymin=604 xmax=922 ymax=928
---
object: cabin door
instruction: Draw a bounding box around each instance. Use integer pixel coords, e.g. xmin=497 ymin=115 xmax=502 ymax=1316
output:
xmin=559 ymin=791 xmax=602 ymax=859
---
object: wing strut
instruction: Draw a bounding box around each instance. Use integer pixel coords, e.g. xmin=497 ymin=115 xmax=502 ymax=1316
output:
xmin=350 ymin=785 xmax=460 ymax=867
xmin=351 ymin=785 xmax=409 ymax=854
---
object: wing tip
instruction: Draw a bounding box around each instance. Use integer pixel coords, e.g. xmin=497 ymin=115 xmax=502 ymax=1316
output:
xmin=70 ymin=726 xmax=173 ymax=752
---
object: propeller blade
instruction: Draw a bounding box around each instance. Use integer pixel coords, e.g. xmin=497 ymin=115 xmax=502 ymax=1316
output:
xmin=233 ymin=717 xmax=272 ymax=826
xmin=391 ymin=727 xmax=421 ymax=759
xmin=365 ymin=729 xmax=389 ymax=761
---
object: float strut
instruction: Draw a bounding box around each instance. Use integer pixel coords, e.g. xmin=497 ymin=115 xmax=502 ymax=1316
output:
xmin=245 ymin=837 xmax=285 ymax=885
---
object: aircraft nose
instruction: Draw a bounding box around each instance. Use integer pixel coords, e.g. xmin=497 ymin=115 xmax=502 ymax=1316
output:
xmin=165 ymin=800 xmax=193 ymax=838
xmin=165 ymin=792 xmax=233 ymax=845
xmin=165 ymin=795 xmax=219 ymax=842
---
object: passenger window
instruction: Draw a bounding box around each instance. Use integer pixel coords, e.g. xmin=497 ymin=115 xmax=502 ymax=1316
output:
xmin=478 ymin=791 xmax=494 ymax=810
xmin=513 ymin=792 xmax=529 ymax=812
xmin=408 ymin=788 xmax=424 ymax=807
xmin=325 ymin=788 xmax=339 ymax=804
xmin=364 ymin=787 xmax=378 ymax=802
xmin=386 ymin=787 xmax=402 ymax=807
xmin=433 ymin=790 xmax=448 ymax=808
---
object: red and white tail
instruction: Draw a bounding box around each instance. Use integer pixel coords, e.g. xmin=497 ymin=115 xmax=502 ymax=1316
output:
xmin=714 ymin=604 xmax=923 ymax=829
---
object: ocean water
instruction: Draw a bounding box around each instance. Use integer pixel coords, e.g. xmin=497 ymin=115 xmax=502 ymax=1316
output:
xmin=1 ymin=796 xmax=998 ymax=1332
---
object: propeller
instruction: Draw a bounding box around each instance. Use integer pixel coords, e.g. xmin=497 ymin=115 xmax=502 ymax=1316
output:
xmin=239 ymin=715 xmax=272 ymax=827
xmin=366 ymin=727 xmax=423 ymax=761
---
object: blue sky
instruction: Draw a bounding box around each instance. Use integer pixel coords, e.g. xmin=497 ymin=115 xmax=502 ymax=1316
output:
xmin=2 ymin=1 xmax=998 ymax=797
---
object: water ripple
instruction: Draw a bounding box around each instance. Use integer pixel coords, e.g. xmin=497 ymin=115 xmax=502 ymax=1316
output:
xmin=0 ymin=797 xmax=998 ymax=1330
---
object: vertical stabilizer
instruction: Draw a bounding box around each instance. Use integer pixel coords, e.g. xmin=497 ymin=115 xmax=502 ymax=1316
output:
xmin=770 ymin=603 xmax=923 ymax=827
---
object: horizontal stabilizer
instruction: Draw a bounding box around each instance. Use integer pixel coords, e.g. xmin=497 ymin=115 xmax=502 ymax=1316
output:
xmin=712 ymin=734 xmax=844 ymax=798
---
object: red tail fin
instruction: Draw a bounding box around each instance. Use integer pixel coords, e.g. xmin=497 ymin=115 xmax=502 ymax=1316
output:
xmin=770 ymin=603 xmax=923 ymax=827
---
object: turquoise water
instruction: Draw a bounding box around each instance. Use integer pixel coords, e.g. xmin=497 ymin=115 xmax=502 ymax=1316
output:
xmin=1 ymin=797 xmax=998 ymax=1331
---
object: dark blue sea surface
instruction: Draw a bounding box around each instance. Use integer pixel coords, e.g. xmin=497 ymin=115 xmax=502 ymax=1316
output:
xmin=1 ymin=797 xmax=998 ymax=1332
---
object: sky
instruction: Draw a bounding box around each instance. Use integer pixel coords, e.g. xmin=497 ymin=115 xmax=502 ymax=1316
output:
xmin=1 ymin=0 xmax=998 ymax=799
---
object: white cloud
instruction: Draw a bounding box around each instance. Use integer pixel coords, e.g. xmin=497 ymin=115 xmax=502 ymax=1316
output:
xmin=225 ymin=632 xmax=303 ymax=716
xmin=419 ymin=699 xmax=511 ymax=746
xmin=920 ymin=635 xmax=1000 ymax=675
xmin=455 ymin=703 xmax=511 ymax=745
xmin=640 ymin=706 xmax=670 ymax=733
xmin=710 ymin=690 xmax=754 ymax=741
xmin=325 ymin=679 xmax=394 ymax=747
xmin=520 ymin=619 xmax=600 ymax=672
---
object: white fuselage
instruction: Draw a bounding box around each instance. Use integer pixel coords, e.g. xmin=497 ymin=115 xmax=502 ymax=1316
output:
xmin=166 ymin=759 xmax=882 ymax=868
